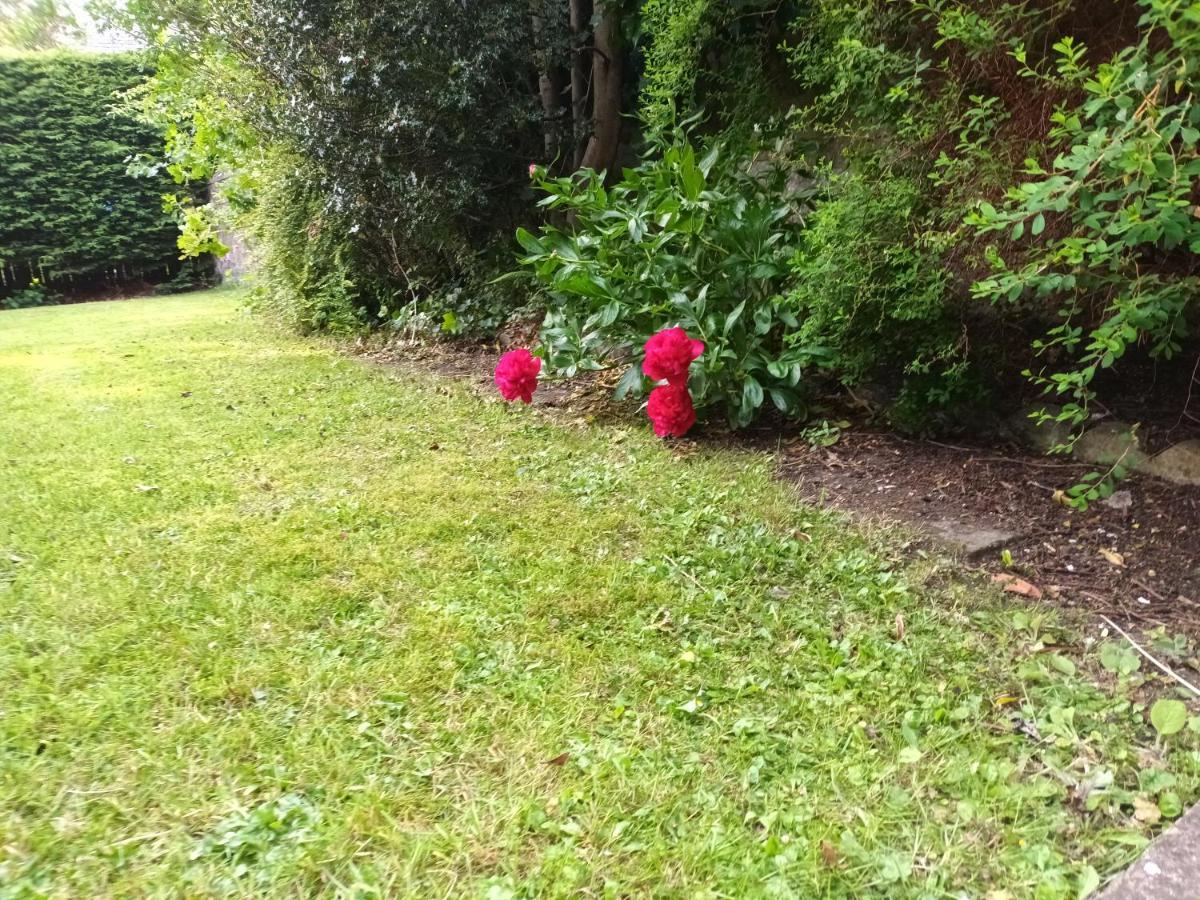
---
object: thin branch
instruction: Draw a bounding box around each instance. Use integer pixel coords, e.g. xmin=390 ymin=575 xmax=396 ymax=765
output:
xmin=1174 ymin=351 xmax=1200 ymax=430
xmin=1100 ymin=614 xmax=1200 ymax=698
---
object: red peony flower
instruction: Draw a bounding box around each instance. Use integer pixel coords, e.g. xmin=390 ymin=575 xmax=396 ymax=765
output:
xmin=646 ymin=383 xmax=696 ymax=438
xmin=643 ymin=326 xmax=704 ymax=384
xmin=494 ymin=348 xmax=541 ymax=404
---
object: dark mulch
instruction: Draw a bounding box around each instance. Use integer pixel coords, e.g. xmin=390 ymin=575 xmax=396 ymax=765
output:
xmin=357 ymin=338 xmax=1200 ymax=641
xmin=769 ymin=428 xmax=1200 ymax=640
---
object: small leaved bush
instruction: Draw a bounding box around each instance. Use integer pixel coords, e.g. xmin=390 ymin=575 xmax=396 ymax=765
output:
xmin=786 ymin=170 xmax=974 ymax=427
xmin=969 ymin=0 xmax=1200 ymax=504
xmin=513 ymin=133 xmax=828 ymax=431
xmin=0 ymin=52 xmax=196 ymax=299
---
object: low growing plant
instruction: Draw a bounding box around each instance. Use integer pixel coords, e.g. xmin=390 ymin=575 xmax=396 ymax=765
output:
xmin=2 ymin=278 xmax=54 ymax=310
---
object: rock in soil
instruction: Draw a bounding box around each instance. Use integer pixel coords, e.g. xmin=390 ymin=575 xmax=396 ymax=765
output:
xmin=1143 ymin=440 xmax=1200 ymax=487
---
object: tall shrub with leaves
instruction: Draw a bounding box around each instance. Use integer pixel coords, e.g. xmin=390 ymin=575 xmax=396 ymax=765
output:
xmin=786 ymin=171 xmax=974 ymax=426
xmin=113 ymin=0 xmax=543 ymax=330
xmin=517 ymin=133 xmax=829 ymax=426
xmin=0 ymin=53 xmax=193 ymax=298
xmin=637 ymin=0 xmax=786 ymax=129
xmin=970 ymin=0 xmax=1200 ymax=472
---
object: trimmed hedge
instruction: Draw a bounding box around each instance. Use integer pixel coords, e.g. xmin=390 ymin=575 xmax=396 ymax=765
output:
xmin=0 ymin=52 xmax=185 ymax=297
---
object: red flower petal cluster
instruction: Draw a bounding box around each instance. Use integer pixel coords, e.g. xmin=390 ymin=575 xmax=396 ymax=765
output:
xmin=646 ymin=383 xmax=696 ymax=438
xmin=494 ymin=348 xmax=541 ymax=404
xmin=643 ymin=327 xmax=705 ymax=384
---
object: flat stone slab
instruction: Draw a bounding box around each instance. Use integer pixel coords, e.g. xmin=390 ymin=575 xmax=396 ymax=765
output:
xmin=924 ymin=519 xmax=1017 ymax=557
xmin=1143 ymin=440 xmax=1200 ymax=486
xmin=1100 ymin=803 xmax=1200 ymax=899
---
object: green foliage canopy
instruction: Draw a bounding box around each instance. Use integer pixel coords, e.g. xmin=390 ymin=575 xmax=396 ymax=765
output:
xmin=0 ymin=52 xmax=184 ymax=296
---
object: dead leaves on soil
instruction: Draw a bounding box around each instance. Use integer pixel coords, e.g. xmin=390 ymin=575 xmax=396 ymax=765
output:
xmin=991 ymin=573 xmax=1043 ymax=600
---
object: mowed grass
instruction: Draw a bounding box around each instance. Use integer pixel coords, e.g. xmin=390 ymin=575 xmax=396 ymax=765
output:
xmin=0 ymin=292 xmax=1197 ymax=898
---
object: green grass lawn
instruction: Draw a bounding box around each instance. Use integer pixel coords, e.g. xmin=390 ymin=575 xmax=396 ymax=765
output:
xmin=1 ymin=291 xmax=1197 ymax=898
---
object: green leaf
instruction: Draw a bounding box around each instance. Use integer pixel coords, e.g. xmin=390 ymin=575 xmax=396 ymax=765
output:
xmin=1077 ymin=865 xmax=1100 ymax=899
xmin=595 ymin=300 xmax=620 ymax=327
xmin=742 ymin=376 xmax=763 ymax=411
xmin=1099 ymin=643 xmax=1140 ymax=676
xmin=1031 ymin=213 xmax=1045 ymax=236
xmin=515 ymin=227 xmax=544 ymax=255
xmin=680 ymin=159 xmax=703 ymax=201
xmin=1150 ymin=699 xmax=1188 ymax=737
xmin=876 ymin=852 xmax=912 ymax=883
xmin=613 ymin=365 xmax=644 ymax=401
xmin=1159 ymin=791 xmax=1184 ymax=818
xmin=1048 ymin=654 xmax=1076 ymax=677
xmin=723 ymin=300 xmax=746 ymax=337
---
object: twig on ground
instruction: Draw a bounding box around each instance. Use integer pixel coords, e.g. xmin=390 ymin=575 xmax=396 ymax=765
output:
xmin=1100 ymin=614 xmax=1200 ymax=697
xmin=966 ymin=455 xmax=1087 ymax=469
xmin=664 ymin=554 xmax=708 ymax=595
xmin=1131 ymin=576 xmax=1165 ymax=601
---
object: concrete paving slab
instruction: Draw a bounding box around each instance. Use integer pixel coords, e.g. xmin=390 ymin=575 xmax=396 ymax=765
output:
xmin=1100 ymin=804 xmax=1200 ymax=899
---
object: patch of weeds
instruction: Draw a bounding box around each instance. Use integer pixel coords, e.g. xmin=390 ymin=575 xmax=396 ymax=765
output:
xmin=800 ymin=418 xmax=851 ymax=448
xmin=190 ymin=793 xmax=320 ymax=883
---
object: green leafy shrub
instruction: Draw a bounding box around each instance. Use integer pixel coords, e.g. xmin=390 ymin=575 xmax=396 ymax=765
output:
xmin=969 ymin=0 xmax=1200 ymax=451
xmin=0 ymin=52 xmax=196 ymax=299
xmin=637 ymin=0 xmax=786 ymax=130
xmin=119 ymin=0 xmax=543 ymax=334
xmin=1 ymin=277 xmax=55 ymax=310
xmin=786 ymin=171 xmax=977 ymax=425
xmin=242 ymin=157 xmax=371 ymax=335
xmin=517 ymin=133 xmax=829 ymax=427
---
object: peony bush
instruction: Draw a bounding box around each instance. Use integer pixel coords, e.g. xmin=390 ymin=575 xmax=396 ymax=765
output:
xmin=511 ymin=133 xmax=831 ymax=431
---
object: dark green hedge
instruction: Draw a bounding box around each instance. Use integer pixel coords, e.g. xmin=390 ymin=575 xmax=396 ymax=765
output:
xmin=0 ymin=52 xmax=184 ymax=297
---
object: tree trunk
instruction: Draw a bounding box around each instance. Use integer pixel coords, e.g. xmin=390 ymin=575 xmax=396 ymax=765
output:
xmin=531 ymin=1 xmax=563 ymax=164
xmin=578 ymin=0 xmax=621 ymax=176
xmin=568 ymin=0 xmax=592 ymax=168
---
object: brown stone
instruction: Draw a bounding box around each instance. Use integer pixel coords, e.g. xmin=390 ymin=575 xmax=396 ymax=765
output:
xmin=1143 ymin=440 xmax=1200 ymax=487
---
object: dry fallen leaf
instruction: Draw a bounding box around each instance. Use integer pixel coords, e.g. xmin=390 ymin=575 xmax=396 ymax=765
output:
xmin=1133 ymin=795 xmax=1161 ymax=824
xmin=820 ymin=840 xmax=841 ymax=868
xmin=895 ymin=613 xmax=906 ymax=641
xmin=991 ymin=573 xmax=1043 ymax=600
xmin=545 ymin=752 xmax=570 ymax=767
xmin=1099 ymin=548 xmax=1126 ymax=567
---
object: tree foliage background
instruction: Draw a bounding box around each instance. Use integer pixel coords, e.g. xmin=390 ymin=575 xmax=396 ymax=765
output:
xmin=0 ymin=52 xmax=190 ymax=299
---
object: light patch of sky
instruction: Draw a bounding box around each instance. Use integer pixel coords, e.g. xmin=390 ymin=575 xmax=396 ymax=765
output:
xmin=64 ymin=0 xmax=143 ymax=51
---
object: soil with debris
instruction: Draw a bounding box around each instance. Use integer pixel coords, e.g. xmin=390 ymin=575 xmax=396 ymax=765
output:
xmin=769 ymin=429 xmax=1200 ymax=639
xmin=357 ymin=338 xmax=1200 ymax=641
